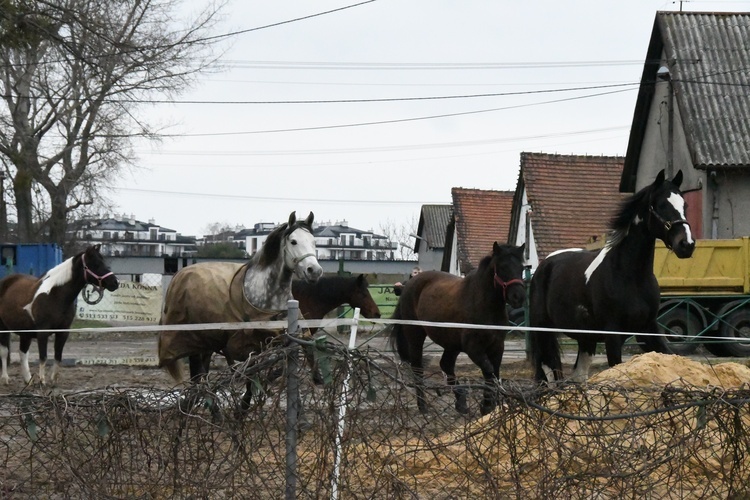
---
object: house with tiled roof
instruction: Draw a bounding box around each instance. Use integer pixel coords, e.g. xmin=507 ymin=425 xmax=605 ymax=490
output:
xmin=621 ymin=11 xmax=750 ymax=239
xmin=443 ymin=188 xmax=514 ymax=276
xmin=412 ymin=204 xmax=451 ymax=271
xmin=508 ymin=153 xmax=625 ymax=270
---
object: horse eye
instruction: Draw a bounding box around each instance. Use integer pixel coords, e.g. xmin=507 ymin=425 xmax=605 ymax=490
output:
xmin=291 ymin=239 xmax=298 ymax=245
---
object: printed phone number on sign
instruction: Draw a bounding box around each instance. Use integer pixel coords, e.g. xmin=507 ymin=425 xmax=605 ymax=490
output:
xmin=77 ymin=312 xmax=156 ymax=322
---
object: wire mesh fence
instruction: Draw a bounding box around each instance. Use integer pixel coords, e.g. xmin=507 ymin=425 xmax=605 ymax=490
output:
xmin=2 ymin=334 xmax=749 ymax=499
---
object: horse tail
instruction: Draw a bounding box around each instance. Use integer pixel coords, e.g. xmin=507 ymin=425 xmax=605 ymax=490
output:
xmin=528 ymin=266 xmax=563 ymax=382
xmin=157 ymin=334 xmax=186 ymax=383
xmin=528 ymin=330 xmax=563 ymax=382
xmin=388 ymin=301 xmax=411 ymax=362
xmin=635 ymin=332 xmax=674 ymax=355
xmin=162 ymin=359 xmax=185 ymax=383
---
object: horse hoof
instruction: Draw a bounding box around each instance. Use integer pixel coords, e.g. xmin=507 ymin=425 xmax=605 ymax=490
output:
xmin=480 ymin=405 xmax=496 ymax=416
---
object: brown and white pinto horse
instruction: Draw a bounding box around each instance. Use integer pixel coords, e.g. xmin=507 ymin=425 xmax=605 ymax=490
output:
xmin=0 ymin=245 xmax=119 ymax=385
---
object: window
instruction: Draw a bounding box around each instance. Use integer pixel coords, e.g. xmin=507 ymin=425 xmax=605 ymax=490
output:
xmin=1 ymin=246 xmax=15 ymax=266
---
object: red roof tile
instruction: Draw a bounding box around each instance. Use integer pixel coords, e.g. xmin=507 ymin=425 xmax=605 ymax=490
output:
xmin=519 ymin=153 xmax=625 ymax=259
xmin=451 ymin=187 xmax=514 ymax=274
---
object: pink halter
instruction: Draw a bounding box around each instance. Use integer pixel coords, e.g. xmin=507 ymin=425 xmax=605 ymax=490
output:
xmin=82 ymin=254 xmax=114 ymax=287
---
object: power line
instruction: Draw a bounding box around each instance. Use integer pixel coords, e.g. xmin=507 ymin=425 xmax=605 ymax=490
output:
xmin=194 ymin=1 xmax=379 ymax=43
xmin=219 ymin=59 xmax=647 ymax=70
xmin=140 ymin=125 xmax=629 ymax=157
xmin=148 ymin=87 xmax=638 ymax=137
xmin=115 ymin=187 xmax=433 ymax=205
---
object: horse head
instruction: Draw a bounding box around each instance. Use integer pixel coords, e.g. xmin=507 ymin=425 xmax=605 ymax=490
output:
xmin=82 ymin=244 xmax=119 ymax=291
xmin=283 ymin=211 xmax=323 ymax=283
xmin=646 ymin=170 xmax=695 ymax=259
xmin=491 ymin=242 xmax=526 ymax=309
xmin=352 ymin=274 xmax=381 ymax=318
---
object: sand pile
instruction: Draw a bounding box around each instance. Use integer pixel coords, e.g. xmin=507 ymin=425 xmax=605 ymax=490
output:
xmin=356 ymin=354 xmax=750 ymax=497
xmin=589 ymin=352 xmax=750 ymax=388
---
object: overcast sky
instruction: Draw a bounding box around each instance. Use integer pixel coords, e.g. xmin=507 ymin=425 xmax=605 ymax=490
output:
xmin=110 ymin=0 xmax=750 ymax=237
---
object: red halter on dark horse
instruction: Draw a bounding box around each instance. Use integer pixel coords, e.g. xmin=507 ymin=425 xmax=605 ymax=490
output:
xmin=390 ymin=242 xmax=526 ymax=415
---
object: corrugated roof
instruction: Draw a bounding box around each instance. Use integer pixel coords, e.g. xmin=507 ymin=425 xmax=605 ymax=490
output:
xmin=519 ymin=153 xmax=625 ymax=259
xmin=417 ymin=204 xmax=452 ymax=249
xmin=451 ymin=188 xmax=514 ymax=274
xmin=661 ymin=12 xmax=750 ymax=168
xmin=622 ymin=12 xmax=750 ymax=189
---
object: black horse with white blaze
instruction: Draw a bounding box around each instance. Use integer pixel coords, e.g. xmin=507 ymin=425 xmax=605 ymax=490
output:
xmin=529 ymin=170 xmax=695 ymax=383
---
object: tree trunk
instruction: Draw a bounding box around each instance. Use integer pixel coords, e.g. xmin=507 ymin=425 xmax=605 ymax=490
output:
xmin=13 ymin=170 xmax=34 ymax=242
xmin=48 ymin=192 xmax=68 ymax=247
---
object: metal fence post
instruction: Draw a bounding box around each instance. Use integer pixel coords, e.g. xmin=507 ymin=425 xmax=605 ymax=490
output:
xmin=285 ymin=299 xmax=300 ymax=500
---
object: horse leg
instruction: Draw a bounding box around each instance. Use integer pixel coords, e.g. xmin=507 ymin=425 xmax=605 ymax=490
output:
xmin=50 ymin=331 xmax=69 ymax=384
xmin=466 ymin=350 xmax=500 ymax=416
xmin=18 ymin=334 xmax=34 ymax=384
xmin=570 ymin=338 xmax=597 ymax=383
xmin=188 ymin=353 xmax=210 ymax=383
xmin=403 ymin=328 xmax=428 ymax=414
xmin=0 ymin=332 xmax=9 ymax=384
xmin=636 ymin=320 xmax=674 ymax=354
xmin=36 ymin=333 xmax=52 ymax=385
xmin=439 ymin=349 xmax=467 ymax=414
xmin=604 ymin=336 xmax=624 ymax=367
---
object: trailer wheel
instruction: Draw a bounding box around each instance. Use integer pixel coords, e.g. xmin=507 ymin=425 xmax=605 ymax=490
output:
xmin=717 ymin=306 xmax=750 ymax=357
xmin=655 ymin=301 xmax=703 ymax=355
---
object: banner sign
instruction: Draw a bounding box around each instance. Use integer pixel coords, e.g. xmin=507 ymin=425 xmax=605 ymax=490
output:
xmin=77 ymin=281 xmax=162 ymax=324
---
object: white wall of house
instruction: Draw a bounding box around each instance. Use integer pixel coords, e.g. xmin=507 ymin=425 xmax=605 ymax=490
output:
xmin=416 ymin=237 xmax=443 ymax=271
xmin=512 ymin=188 xmax=540 ymax=271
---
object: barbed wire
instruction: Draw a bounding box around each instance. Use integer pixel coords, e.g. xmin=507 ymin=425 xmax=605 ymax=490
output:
xmin=1 ymin=334 xmax=749 ymax=498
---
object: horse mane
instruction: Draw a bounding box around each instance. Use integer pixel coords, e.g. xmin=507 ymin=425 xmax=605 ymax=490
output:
xmin=606 ymin=182 xmax=655 ymax=247
xmin=34 ymin=255 xmax=76 ymax=297
xmin=255 ymin=218 xmax=314 ymax=268
xmin=463 ymin=254 xmax=493 ymax=284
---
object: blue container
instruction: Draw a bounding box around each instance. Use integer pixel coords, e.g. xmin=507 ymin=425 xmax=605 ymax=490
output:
xmin=0 ymin=243 xmax=63 ymax=278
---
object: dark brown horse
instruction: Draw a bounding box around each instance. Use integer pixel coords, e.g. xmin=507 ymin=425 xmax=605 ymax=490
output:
xmin=390 ymin=243 xmax=526 ymax=415
xmin=158 ymin=211 xmax=323 ymax=407
xmin=0 ymin=245 xmax=119 ymax=385
xmin=293 ymin=274 xmax=381 ymax=332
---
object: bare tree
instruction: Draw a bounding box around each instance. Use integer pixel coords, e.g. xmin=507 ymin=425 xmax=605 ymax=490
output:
xmin=0 ymin=0 xmax=224 ymax=244
xmin=379 ymin=215 xmax=418 ymax=261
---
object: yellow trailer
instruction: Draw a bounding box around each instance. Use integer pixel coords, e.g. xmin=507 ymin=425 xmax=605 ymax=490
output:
xmin=654 ymin=237 xmax=750 ymax=356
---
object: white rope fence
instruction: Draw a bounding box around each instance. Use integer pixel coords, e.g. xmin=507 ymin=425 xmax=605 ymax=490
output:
xmin=14 ymin=317 xmax=748 ymax=346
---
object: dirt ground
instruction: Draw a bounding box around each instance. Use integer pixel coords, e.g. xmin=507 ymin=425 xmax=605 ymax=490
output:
xmin=0 ymin=329 xmax=740 ymax=395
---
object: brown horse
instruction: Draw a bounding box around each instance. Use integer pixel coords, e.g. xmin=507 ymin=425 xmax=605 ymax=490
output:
xmin=390 ymin=243 xmax=526 ymax=415
xmin=293 ymin=274 xmax=381 ymax=333
xmin=157 ymin=211 xmax=323 ymax=407
xmin=0 ymin=244 xmax=119 ymax=385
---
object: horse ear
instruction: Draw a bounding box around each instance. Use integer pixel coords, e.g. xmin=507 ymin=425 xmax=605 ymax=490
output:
xmin=493 ymin=241 xmax=500 ymax=254
xmin=356 ymin=273 xmax=365 ymax=285
xmin=672 ymin=170 xmax=683 ymax=189
xmin=654 ymin=169 xmax=665 ymax=185
xmin=288 ymin=211 xmax=297 ymax=226
xmin=305 ymin=211 xmax=314 ymax=226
